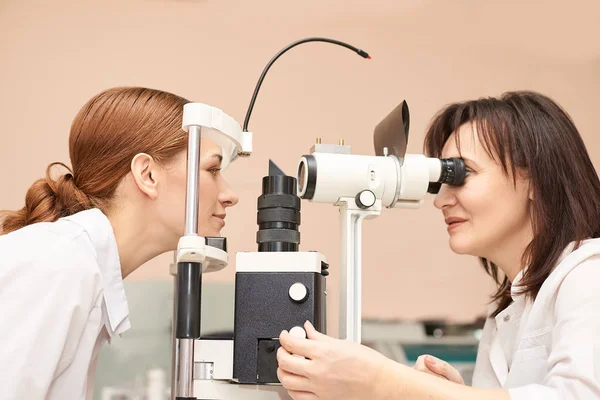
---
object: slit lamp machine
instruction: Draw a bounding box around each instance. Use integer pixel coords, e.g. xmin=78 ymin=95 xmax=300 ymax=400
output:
xmin=168 ymin=38 xmax=466 ymax=400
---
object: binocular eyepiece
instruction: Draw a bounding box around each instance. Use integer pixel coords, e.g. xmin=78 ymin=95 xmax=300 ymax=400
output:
xmin=427 ymin=157 xmax=466 ymax=194
xmin=297 ymin=152 xmax=466 ymax=207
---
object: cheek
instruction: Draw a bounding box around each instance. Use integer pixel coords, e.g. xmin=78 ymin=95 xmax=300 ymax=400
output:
xmin=459 ymin=179 xmax=530 ymax=233
xmin=454 ymin=183 xmax=490 ymax=217
xmin=154 ymin=173 xmax=187 ymax=236
xmin=198 ymin=174 xmax=218 ymax=214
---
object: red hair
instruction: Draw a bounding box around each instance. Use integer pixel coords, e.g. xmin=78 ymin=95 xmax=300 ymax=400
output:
xmin=1 ymin=87 xmax=189 ymax=234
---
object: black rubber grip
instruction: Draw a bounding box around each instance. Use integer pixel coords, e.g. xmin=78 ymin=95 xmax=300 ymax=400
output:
xmin=256 ymin=229 xmax=301 ymax=244
xmin=257 ymin=193 xmax=301 ymax=209
xmin=257 ymin=208 xmax=300 ymax=224
xmin=176 ymin=262 xmax=202 ymax=339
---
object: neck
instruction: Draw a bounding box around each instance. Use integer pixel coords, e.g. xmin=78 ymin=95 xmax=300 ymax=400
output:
xmin=106 ymin=205 xmax=170 ymax=279
xmin=486 ymin=223 xmax=533 ymax=282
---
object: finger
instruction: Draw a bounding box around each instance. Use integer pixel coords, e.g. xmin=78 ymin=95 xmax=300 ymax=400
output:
xmin=414 ymin=355 xmax=449 ymax=380
xmin=304 ymin=320 xmax=335 ymax=342
xmin=277 ymin=368 xmax=313 ymax=392
xmin=279 ymin=329 xmax=322 ymax=359
xmin=413 ymin=355 xmax=428 ymax=372
xmin=287 ymin=390 xmax=319 ymax=400
xmin=277 ymin=345 xmax=312 ymax=376
xmin=424 ymin=355 xmax=448 ymax=376
xmin=424 ymin=355 xmax=464 ymax=384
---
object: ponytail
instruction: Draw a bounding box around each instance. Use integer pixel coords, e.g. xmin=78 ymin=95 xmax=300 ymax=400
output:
xmin=1 ymin=162 xmax=92 ymax=235
xmin=2 ymin=87 xmax=190 ymax=235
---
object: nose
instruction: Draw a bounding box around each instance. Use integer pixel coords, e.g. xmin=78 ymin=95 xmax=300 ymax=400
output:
xmin=218 ymin=177 xmax=239 ymax=208
xmin=433 ymin=184 xmax=458 ymax=210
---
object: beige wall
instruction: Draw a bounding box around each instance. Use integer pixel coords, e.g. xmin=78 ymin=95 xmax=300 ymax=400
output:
xmin=2 ymin=0 xmax=599 ymax=335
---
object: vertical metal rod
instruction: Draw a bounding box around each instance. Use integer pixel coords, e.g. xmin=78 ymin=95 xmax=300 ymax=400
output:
xmin=338 ymin=199 xmax=380 ymax=343
xmin=171 ymin=254 xmax=178 ymax=400
xmin=174 ymin=124 xmax=203 ymax=399
xmin=176 ymin=339 xmax=195 ymax=396
xmin=352 ymin=214 xmax=362 ymax=343
xmin=185 ymin=125 xmax=202 ymax=236
xmin=339 ymin=204 xmax=362 ymax=343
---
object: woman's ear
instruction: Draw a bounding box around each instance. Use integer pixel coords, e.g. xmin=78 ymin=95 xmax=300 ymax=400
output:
xmin=516 ymin=168 xmax=533 ymax=202
xmin=130 ymin=153 xmax=159 ymax=200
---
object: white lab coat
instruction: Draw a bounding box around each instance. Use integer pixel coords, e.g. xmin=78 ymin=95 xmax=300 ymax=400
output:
xmin=472 ymin=238 xmax=600 ymax=399
xmin=0 ymin=208 xmax=130 ymax=400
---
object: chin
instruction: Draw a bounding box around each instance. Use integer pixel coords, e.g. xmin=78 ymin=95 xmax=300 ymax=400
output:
xmin=197 ymin=225 xmax=222 ymax=237
xmin=196 ymin=216 xmax=226 ymax=236
xmin=448 ymin=237 xmax=474 ymax=255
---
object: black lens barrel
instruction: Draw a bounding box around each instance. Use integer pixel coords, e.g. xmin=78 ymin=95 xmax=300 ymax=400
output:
xmin=257 ymin=171 xmax=301 ymax=252
xmin=427 ymin=157 xmax=466 ymax=194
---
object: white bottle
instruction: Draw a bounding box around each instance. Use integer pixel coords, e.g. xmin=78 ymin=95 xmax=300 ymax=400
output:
xmin=146 ymin=368 xmax=166 ymax=400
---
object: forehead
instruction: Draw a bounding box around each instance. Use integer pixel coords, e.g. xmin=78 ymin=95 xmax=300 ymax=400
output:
xmin=200 ymin=137 xmax=223 ymax=155
xmin=441 ymin=123 xmax=481 ymax=159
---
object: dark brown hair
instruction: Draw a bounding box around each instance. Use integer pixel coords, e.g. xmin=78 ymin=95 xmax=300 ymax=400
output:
xmin=1 ymin=87 xmax=189 ymax=234
xmin=424 ymin=91 xmax=600 ymax=316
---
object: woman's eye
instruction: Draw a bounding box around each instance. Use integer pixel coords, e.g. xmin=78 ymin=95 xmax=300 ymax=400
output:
xmin=208 ymin=167 xmax=221 ymax=175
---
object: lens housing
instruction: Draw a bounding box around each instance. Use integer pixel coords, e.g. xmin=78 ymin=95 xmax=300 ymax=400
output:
xmin=256 ymin=164 xmax=301 ymax=252
xmin=297 ymin=155 xmax=317 ymax=200
xmin=427 ymin=157 xmax=466 ymax=194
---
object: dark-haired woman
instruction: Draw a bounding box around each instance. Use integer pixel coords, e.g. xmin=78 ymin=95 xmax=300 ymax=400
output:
xmin=276 ymin=91 xmax=600 ymax=400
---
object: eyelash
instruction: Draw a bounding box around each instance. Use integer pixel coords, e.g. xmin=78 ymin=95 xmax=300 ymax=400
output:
xmin=209 ymin=167 xmax=221 ymax=175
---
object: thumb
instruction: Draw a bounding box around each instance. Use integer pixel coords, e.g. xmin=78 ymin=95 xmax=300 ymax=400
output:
xmin=424 ymin=355 xmax=444 ymax=371
xmin=425 ymin=355 xmax=464 ymax=384
xmin=304 ymin=320 xmax=334 ymax=342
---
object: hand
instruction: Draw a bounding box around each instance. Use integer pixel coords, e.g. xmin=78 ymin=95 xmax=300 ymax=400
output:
xmin=413 ymin=354 xmax=464 ymax=385
xmin=277 ymin=321 xmax=391 ymax=400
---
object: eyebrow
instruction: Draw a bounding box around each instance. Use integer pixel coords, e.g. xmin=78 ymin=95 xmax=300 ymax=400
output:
xmin=461 ymin=156 xmax=480 ymax=168
xmin=209 ymin=154 xmax=223 ymax=163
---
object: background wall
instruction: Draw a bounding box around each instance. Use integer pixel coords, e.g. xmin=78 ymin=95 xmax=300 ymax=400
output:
xmin=2 ymin=0 xmax=599 ymax=337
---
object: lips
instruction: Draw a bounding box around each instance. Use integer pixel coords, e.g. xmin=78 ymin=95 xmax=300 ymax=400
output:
xmin=213 ymin=214 xmax=226 ymax=226
xmin=445 ymin=217 xmax=466 ymax=225
xmin=444 ymin=216 xmax=466 ymax=232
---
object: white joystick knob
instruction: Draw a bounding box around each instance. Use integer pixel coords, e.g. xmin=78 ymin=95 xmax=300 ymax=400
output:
xmin=289 ymin=283 xmax=308 ymax=303
xmin=289 ymin=326 xmax=307 ymax=339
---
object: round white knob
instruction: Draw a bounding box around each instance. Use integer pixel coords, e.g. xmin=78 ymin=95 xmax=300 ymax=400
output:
xmin=355 ymin=190 xmax=376 ymax=209
xmin=289 ymin=326 xmax=307 ymax=339
xmin=289 ymin=283 xmax=308 ymax=303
